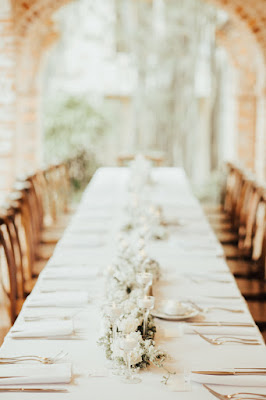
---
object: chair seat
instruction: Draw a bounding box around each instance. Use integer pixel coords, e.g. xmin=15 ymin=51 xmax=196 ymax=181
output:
xmin=32 ymin=259 xmax=48 ymax=277
xmin=227 ymin=259 xmax=254 ymax=275
xmin=223 ymin=244 xmax=251 ymax=260
xmin=15 ymin=298 xmax=25 ymax=317
xmin=35 ymin=243 xmax=55 ymax=261
xmin=216 ymin=231 xmax=238 ymax=244
xmin=41 ymin=230 xmax=62 ymax=245
xmin=203 ymin=204 xmax=224 ymax=215
xmin=247 ymin=301 xmax=266 ymax=326
xmin=223 ymin=244 xmax=240 ymax=259
xmin=24 ymin=278 xmax=37 ymax=295
xmin=207 ymin=213 xmax=231 ymax=223
xmin=209 ymin=220 xmax=233 ymax=231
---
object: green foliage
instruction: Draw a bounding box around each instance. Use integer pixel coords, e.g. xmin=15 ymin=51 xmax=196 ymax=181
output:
xmin=44 ymin=95 xmax=107 ymax=159
xmin=43 ymin=95 xmax=108 ymax=192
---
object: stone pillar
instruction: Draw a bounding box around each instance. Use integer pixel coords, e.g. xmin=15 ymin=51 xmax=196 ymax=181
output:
xmin=236 ymin=95 xmax=257 ymax=170
xmin=16 ymin=89 xmax=41 ymax=175
xmin=0 ymin=0 xmax=16 ymax=195
xmin=254 ymin=90 xmax=265 ymax=180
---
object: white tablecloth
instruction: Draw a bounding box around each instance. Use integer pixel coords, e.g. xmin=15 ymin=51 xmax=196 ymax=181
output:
xmin=1 ymin=167 xmax=265 ymax=399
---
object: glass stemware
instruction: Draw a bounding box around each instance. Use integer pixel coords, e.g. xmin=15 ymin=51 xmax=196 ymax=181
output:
xmin=118 ymin=334 xmax=141 ymax=384
xmin=138 ymin=296 xmax=155 ymax=337
xmin=105 ymin=302 xmax=123 ymax=342
xmin=104 ymin=302 xmax=124 ymax=371
xmin=136 ymin=272 xmax=153 ymax=295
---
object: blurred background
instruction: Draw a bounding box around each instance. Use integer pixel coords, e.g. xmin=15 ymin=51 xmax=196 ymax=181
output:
xmin=0 ymin=0 xmax=265 ymax=201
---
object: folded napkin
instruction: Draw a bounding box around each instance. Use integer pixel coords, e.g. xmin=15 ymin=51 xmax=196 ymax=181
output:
xmin=65 ymin=227 xmax=109 ymax=234
xmin=190 ymin=372 xmax=266 ymax=387
xmin=26 ymin=292 xmax=90 ymax=307
xmin=186 ymin=325 xmax=260 ymax=337
xmin=9 ymin=321 xmax=73 ymax=338
xmin=39 ymin=281 xmax=93 ymax=293
xmin=75 ymin=213 xmax=112 ymax=221
xmin=42 ymin=268 xmax=98 ymax=281
xmin=176 ymin=246 xmax=224 ymax=258
xmin=0 ymin=363 xmax=71 ymax=385
xmin=57 ymin=236 xmax=105 ymax=248
xmin=47 ymin=262 xmax=101 ymax=269
xmin=68 ymin=221 xmax=111 ymax=231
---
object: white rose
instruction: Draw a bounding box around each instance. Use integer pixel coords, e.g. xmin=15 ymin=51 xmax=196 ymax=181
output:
xmin=118 ymin=316 xmax=139 ymax=334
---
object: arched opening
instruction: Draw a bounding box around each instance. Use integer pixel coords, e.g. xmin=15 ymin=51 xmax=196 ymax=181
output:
xmin=0 ymin=0 xmax=265 ymax=361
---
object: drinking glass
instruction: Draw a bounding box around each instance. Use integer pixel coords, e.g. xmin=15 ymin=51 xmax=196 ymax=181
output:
xmin=137 ymin=296 xmax=155 ymax=337
xmin=136 ymin=272 xmax=153 ymax=295
xmin=118 ymin=334 xmax=141 ymax=384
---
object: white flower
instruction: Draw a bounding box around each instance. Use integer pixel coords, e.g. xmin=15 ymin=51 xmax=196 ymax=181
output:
xmin=118 ymin=316 xmax=140 ymax=334
xmin=99 ymin=317 xmax=111 ymax=336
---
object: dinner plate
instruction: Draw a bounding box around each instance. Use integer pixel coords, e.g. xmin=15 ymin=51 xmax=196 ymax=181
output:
xmin=151 ymin=303 xmax=199 ymax=321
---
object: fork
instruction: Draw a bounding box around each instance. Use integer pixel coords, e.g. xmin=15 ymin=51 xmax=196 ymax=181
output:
xmin=189 ymin=301 xmax=244 ymax=314
xmin=0 ymin=388 xmax=69 ymax=393
xmin=24 ymin=315 xmax=72 ymax=322
xmin=0 ymin=351 xmax=67 ymax=364
xmin=23 ymin=309 xmax=84 ymax=322
xmin=204 ymin=384 xmax=266 ymax=399
xmin=193 ymin=330 xmax=261 ymax=345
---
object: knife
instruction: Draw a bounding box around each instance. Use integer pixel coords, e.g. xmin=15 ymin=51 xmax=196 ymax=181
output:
xmin=188 ymin=322 xmax=255 ymax=327
xmin=192 ymin=369 xmax=266 ymax=375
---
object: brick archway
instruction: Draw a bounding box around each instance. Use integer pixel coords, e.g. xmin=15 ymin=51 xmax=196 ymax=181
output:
xmin=0 ymin=0 xmax=265 ymax=194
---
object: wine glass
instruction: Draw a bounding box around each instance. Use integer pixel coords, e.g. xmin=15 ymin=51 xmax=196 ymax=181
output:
xmin=137 ymin=296 xmax=155 ymax=337
xmin=105 ymin=302 xmax=124 ymax=342
xmin=118 ymin=334 xmax=141 ymax=384
xmin=136 ymin=272 xmax=153 ymax=295
xmin=104 ymin=302 xmax=124 ymax=371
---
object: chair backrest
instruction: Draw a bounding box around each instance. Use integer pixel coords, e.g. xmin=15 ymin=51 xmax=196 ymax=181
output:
xmin=243 ymin=184 xmax=264 ymax=251
xmin=0 ymin=212 xmax=18 ymax=323
xmin=117 ymin=153 xmax=164 ymax=167
xmin=252 ymin=197 xmax=266 ymax=263
xmin=10 ymin=185 xmax=36 ymax=280
xmin=223 ymin=164 xmax=244 ymax=222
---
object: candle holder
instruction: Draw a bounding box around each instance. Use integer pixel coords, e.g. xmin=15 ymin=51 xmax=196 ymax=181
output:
xmin=138 ymin=296 xmax=155 ymax=337
xmin=118 ymin=334 xmax=141 ymax=384
xmin=105 ymin=302 xmax=124 ymax=372
xmin=136 ymin=272 xmax=153 ymax=296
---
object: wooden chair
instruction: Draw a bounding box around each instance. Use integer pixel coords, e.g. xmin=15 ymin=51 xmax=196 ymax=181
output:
xmin=208 ymin=163 xmax=245 ymax=235
xmin=224 ymin=182 xmax=265 ymax=261
xmin=117 ymin=153 xmax=165 ymax=167
xmin=0 ymin=211 xmax=24 ymax=323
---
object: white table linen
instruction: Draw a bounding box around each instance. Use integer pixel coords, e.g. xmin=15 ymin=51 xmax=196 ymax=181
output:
xmin=0 ymin=167 xmax=265 ymax=399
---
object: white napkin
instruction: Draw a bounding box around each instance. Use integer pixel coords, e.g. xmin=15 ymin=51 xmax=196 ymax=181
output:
xmin=57 ymin=236 xmax=104 ymax=248
xmin=66 ymin=227 xmax=109 ymax=234
xmin=26 ymin=292 xmax=90 ymax=307
xmin=0 ymin=363 xmax=71 ymax=385
xmin=42 ymin=268 xmax=98 ymax=281
xmin=178 ymin=296 xmax=244 ymax=307
xmin=47 ymin=262 xmax=101 ymax=269
xmin=190 ymin=372 xmax=266 ymax=387
xmin=68 ymin=221 xmax=111 ymax=231
xmin=9 ymin=321 xmax=73 ymax=338
xmin=39 ymin=281 xmax=95 ymax=293
xmin=186 ymin=325 xmax=260 ymax=337
xmin=75 ymin=213 xmax=112 ymax=221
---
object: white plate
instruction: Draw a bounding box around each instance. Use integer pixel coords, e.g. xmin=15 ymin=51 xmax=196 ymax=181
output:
xmin=151 ymin=304 xmax=199 ymax=321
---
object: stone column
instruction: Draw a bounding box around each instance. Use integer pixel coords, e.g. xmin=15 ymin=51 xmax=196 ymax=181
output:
xmin=236 ymin=95 xmax=257 ymax=170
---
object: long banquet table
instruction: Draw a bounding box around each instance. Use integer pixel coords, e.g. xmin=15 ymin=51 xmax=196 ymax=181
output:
xmin=1 ymin=167 xmax=266 ymax=399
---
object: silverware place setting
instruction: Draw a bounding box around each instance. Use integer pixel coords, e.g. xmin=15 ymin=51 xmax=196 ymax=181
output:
xmin=193 ymin=330 xmax=261 ymax=345
xmin=203 ymin=384 xmax=266 ymax=400
xmin=0 ymin=351 xmax=68 ymax=364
